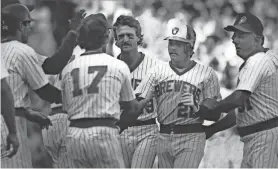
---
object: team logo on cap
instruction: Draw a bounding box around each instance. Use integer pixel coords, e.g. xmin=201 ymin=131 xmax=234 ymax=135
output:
xmin=172 ymin=27 xmax=179 ymax=35
xmin=238 ymin=16 xmax=247 ymax=24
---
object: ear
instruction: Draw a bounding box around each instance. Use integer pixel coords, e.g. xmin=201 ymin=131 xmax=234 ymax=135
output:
xmin=115 ymin=41 xmax=121 ymax=48
xmin=19 ymin=22 xmax=24 ymax=31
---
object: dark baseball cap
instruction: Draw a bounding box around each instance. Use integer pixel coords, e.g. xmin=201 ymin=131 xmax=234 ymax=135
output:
xmin=1 ymin=0 xmax=35 ymax=11
xmin=224 ymin=12 xmax=263 ymax=36
xmin=82 ymin=13 xmax=112 ymax=34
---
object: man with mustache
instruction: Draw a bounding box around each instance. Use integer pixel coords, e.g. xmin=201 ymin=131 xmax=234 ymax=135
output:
xmin=113 ymin=15 xmax=162 ymax=168
xmin=135 ymin=19 xmax=222 ymax=168
xmin=200 ymin=12 xmax=278 ymax=168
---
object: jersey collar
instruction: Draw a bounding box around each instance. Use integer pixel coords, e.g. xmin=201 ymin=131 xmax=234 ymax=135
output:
xmin=80 ymin=50 xmax=103 ymax=56
xmin=117 ymin=52 xmax=145 ymax=73
xmin=169 ymin=60 xmax=197 ymax=76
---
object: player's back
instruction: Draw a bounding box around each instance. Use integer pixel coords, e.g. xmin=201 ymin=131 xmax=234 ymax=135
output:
xmin=61 ymin=52 xmax=131 ymax=120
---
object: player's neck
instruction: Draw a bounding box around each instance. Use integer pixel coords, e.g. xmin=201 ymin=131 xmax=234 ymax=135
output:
xmin=84 ymin=47 xmax=104 ymax=54
xmin=121 ymin=50 xmax=141 ymax=67
xmin=172 ymin=59 xmax=192 ymax=69
xmin=245 ymin=46 xmax=265 ymax=61
xmin=1 ymin=35 xmax=19 ymax=43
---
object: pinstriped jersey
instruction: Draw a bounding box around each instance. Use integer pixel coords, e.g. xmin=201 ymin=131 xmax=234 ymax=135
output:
xmin=1 ymin=40 xmax=49 ymax=108
xmin=61 ymin=52 xmax=135 ymax=120
xmin=236 ymin=50 xmax=278 ymax=127
xmin=118 ymin=54 xmax=162 ymax=121
xmin=135 ymin=61 xmax=221 ymax=125
xmin=1 ymin=60 xmax=9 ymax=79
xmin=42 ymin=113 xmax=69 ymax=167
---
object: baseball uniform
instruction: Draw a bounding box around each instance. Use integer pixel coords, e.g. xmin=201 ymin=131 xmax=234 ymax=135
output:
xmin=118 ymin=53 xmax=161 ymax=168
xmin=1 ymin=40 xmax=49 ymax=168
xmin=1 ymin=60 xmax=9 ymax=79
xmin=235 ymin=50 xmax=278 ymax=168
xmin=42 ymin=113 xmax=70 ymax=167
xmin=136 ymin=61 xmax=221 ymax=168
xmin=61 ymin=51 xmax=135 ymax=168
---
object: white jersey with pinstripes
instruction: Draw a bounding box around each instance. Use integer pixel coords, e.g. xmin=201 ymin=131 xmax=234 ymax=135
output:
xmin=1 ymin=40 xmax=49 ymax=108
xmin=61 ymin=52 xmax=135 ymax=120
xmin=236 ymin=50 xmax=278 ymax=127
xmin=119 ymin=54 xmax=162 ymax=121
xmin=135 ymin=61 xmax=221 ymax=125
xmin=1 ymin=60 xmax=9 ymax=79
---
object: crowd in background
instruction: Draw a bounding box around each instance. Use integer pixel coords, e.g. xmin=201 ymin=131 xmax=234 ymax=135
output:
xmin=22 ymin=0 xmax=278 ymax=97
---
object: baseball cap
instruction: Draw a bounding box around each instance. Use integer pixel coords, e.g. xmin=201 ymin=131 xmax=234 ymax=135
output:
xmin=164 ymin=19 xmax=196 ymax=47
xmin=224 ymin=12 xmax=263 ymax=36
xmin=1 ymin=0 xmax=35 ymax=11
xmin=82 ymin=13 xmax=112 ymax=34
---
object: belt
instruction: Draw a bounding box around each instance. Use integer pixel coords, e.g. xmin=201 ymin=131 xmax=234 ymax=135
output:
xmin=69 ymin=118 xmax=118 ymax=129
xmin=237 ymin=117 xmax=278 ymax=137
xmin=51 ymin=106 xmax=67 ymax=114
xmin=128 ymin=118 xmax=156 ymax=127
xmin=15 ymin=107 xmax=28 ymax=118
xmin=160 ymin=123 xmax=204 ymax=134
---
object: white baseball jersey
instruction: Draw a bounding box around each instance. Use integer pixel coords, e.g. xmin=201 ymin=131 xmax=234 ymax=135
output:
xmin=61 ymin=52 xmax=135 ymax=120
xmin=42 ymin=113 xmax=69 ymax=167
xmin=135 ymin=61 xmax=221 ymax=125
xmin=1 ymin=60 xmax=9 ymax=79
xmin=118 ymin=53 xmax=162 ymax=121
xmin=236 ymin=50 xmax=278 ymax=127
xmin=1 ymin=40 xmax=49 ymax=108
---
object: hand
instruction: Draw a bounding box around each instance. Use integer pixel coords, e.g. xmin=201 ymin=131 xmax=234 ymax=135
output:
xmin=203 ymin=124 xmax=218 ymax=140
xmin=26 ymin=111 xmax=52 ymax=129
xmin=179 ymin=93 xmax=199 ymax=112
xmin=115 ymin=121 xmax=128 ymax=134
xmin=4 ymin=133 xmax=19 ymax=158
xmin=69 ymin=9 xmax=87 ymax=32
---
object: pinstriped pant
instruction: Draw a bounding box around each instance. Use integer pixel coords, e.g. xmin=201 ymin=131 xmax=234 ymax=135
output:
xmin=1 ymin=116 xmax=32 ymax=168
xmin=120 ymin=124 xmax=158 ymax=168
xmin=62 ymin=126 xmax=125 ymax=168
xmin=157 ymin=132 xmax=206 ymax=168
xmin=240 ymin=127 xmax=278 ymax=168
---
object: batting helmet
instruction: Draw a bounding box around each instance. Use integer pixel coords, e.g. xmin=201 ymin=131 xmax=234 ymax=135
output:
xmin=164 ymin=19 xmax=196 ymax=48
xmin=2 ymin=3 xmax=34 ymax=23
xmin=1 ymin=0 xmax=35 ymax=11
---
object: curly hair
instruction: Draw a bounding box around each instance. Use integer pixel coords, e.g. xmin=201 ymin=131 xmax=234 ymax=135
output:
xmin=113 ymin=15 xmax=143 ymax=46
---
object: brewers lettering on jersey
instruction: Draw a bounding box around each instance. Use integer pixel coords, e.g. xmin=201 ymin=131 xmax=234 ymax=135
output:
xmin=135 ymin=61 xmax=221 ymax=168
xmin=135 ymin=21 xmax=221 ymax=168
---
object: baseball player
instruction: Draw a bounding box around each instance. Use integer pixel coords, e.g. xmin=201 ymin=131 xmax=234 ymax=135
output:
xmin=1 ymin=2 xmax=85 ymax=167
xmin=199 ymin=13 xmax=278 ymax=168
xmin=112 ymin=15 xmax=161 ymax=168
xmin=60 ymin=13 xmax=142 ymax=168
xmin=135 ymin=21 xmax=222 ymax=168
xmin=41 ymin=113 xmax=70 ymax=167
xmin=1 ymin=61 xmax=19 ymax=158
xmin=1 ymin=4 xmax=63 ymax=168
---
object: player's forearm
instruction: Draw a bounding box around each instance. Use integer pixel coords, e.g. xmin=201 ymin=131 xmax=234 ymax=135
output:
xmin=209 ymin=111 xmax=236 ymax=133
xmin=209 ymin=91 xmax=245 ymax=114
xmin=35 ymin=84 xmax=62 ymax=104
xmin=1 ymin=81 xmax=17 ymax=134
xmin=42 ymin=31 xmax=78 ymax=74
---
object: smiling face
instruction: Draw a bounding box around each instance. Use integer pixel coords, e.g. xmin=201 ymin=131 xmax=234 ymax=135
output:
xmin=115 ymin=25 xmax=139 ymax=52
xmin=231 ymin=30 xmax=258 ymax=60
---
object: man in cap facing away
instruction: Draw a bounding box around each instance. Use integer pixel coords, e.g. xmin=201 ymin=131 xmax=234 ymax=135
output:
xmin=59 ymin=13 xmax=143 ymax=168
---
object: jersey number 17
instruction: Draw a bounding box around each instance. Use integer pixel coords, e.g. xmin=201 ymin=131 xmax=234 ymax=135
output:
xmin=70 ymin=66 xmax=107 ymax=97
